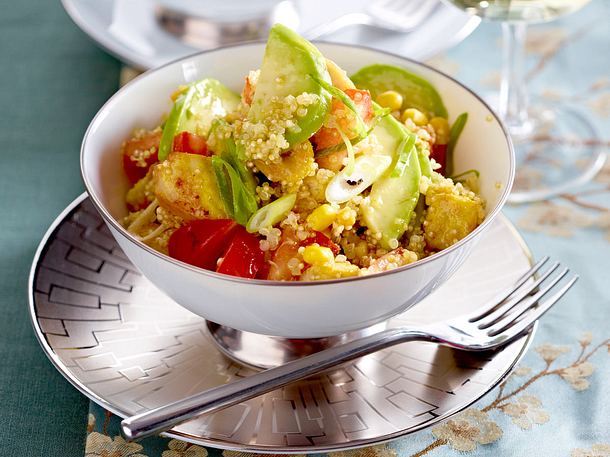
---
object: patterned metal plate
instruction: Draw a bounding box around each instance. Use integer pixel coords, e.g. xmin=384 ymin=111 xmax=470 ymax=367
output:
xmin=28 ymin=194 xmax=535 ymax=453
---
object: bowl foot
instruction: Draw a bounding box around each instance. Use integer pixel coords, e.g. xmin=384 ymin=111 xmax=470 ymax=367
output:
xmin=205 ymin=321 xmax=388 ymax=370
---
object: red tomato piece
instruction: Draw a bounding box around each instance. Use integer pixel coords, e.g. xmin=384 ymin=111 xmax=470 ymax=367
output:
xmin=301 ymin=231 xmax=340 ymax=255
xmin=122 ymin=130 xmax=162 ymax=183
xmin=431 ymin=143 xmax=447 ymax=175
xmin=216 ymin=227 xmax=265 ymax=279
xmin=172 ymin=131 xmax=209 ymax=155
xmin=168 ymin=219 xmax=238 ymax=270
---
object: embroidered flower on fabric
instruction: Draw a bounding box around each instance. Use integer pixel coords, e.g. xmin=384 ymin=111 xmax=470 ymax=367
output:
xmin=162 ymin=439 xmax=208 ymax=457
xmin=535 ymin=343 xmax=570 ymax=363
xmin=571 ymin=444 xmax=610 ymax=457
xmin=560 ymin=362 xmax=595 ymax=391
xmin=85 ymin=432 xmax=147 ymax=457
xmin=518 ymin=203 xmax=594 ymax=238
xmin=588 ymin=93 xmax=610 ymax=117
xmin=431 ymin=409 xmax=502 ymax=452
xmin=500 ymin=395 xmax=550 ymax=429
xmin=87 ymin=413 xmax=96 ymax=433
xmin=579 ymin=332 xmax=594 ymax=346
xmin=328 ymin=444 xmax=396 ymax=457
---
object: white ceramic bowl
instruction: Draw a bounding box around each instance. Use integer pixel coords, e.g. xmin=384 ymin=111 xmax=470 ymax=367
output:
xmin=81 ymin=42 xmax=514 ymax=338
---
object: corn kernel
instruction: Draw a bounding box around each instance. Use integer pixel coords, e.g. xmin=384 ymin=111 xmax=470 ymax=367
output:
xmin=376 ymin=91 xmax=403 ymax=112
xmin=307 ymin=204 xmax=338 ymax=231
xmin=327 ymin=261 xmax=359 ymax=277
xmin=429 ymin=117 xmax=450 ymax=144
xmin=336 ymin=207 xmax=356 ymax=227
xmin=401 ymin=108 xmax=428 ymax=126
xmin=302 ymin=245 xmax=335 ymax=266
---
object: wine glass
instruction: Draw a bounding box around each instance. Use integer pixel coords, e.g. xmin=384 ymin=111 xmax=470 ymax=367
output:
xmin=442 ymin=0 xmax=605 ymax=203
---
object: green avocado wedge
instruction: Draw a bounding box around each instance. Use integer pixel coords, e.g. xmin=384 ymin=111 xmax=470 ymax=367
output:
xmin=361 ymin=114 xmax=422 ymax=250
xmin=248 ymin=24 xmax=331 ymax=148
xmin=158 ymin=79 xmax=240 ymax=161
xmin=351 ymin=64 xmax=448 ymax=119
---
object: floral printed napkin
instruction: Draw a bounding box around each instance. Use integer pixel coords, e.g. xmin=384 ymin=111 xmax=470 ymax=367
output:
xmin=85 ymin=1 xmax=610 ymax=455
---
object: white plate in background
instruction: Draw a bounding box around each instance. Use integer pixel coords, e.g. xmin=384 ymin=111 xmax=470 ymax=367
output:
xmin=62 ymin=0 xmax=479 ymax=70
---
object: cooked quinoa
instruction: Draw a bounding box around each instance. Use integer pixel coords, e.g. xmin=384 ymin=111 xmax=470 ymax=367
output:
xmin=119 ymin=32 xmax=485 ymax=281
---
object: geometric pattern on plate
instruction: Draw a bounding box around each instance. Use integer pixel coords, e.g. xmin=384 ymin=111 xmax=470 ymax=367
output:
xmin=30 ymin=194 xmax=533 ymax=452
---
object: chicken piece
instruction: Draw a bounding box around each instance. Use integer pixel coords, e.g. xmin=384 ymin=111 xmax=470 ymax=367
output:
xmin=152 ymin=152 xmax=227 ymax=220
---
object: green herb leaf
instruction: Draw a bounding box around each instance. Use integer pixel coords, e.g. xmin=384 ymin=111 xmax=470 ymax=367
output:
xmin=446 ymin=112 xmax=468 ymax=177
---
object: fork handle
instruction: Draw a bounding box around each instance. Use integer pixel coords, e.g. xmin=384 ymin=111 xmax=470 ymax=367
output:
xmin=121 ymin=326 xmax=427 ymax=440
xmin=302 ymin=13 xmax=372 ymax=40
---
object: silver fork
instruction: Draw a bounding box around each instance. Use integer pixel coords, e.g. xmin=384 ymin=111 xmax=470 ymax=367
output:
xmin=304 ymin=0 xmax=440 ymax=40
xmin=121 ymin=257 xmax=577 ymax=440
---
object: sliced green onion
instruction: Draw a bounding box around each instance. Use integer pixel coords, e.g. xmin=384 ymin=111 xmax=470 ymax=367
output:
xmin=390 ymin=133 xmax=416 ymax=178
xmin=446 ymin=112 xmax=468 ymax=176
xmin=310 ymin=75 xmax=367 ymax=137
xmin=246 ymin=194 xmax=297 ymax=233
xmin=336 ymin=127 xmax=355 ymax=176
xmin=211 ymin=156 xmax=258 ymax=226
xmin=325 ymin=154 xmax=393 ymax=204
xmin=209 ymin=119 xmax=257 ymax=195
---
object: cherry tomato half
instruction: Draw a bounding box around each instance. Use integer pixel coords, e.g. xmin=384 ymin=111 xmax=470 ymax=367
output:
xmin=172 ymin=131 xmax=209 ymax=156
xmin=431 ymin=143 xmax=447 ymax=175
xmin=122 ymin=129 xmax=162 ymax=184
xmin=168 ymin=219 xmax=238 ymax=270
xmin=216 ymin=226 xmax=265 ymax=279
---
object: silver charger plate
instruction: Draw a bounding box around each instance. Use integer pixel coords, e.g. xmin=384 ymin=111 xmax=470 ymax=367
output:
xmin=29 ymin=193 xmax=534 ymax=453
xmin=61 ymin=0 xmax=480 ymax=70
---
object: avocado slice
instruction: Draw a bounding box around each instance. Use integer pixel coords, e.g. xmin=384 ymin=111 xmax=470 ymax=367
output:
xmin=351 ymin=64 xmax=448 ymax=119
xmin=158 ymin=78 xmax=240 ymax=160
xmin=361 ymin=115 xmax=422 ymax=250
xmin=247 ymin=24 xmax=332 ymax=148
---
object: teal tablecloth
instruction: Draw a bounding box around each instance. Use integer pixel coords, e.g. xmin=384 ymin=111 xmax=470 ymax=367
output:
xmin=1 ymin=1 xmax=608 ymax=456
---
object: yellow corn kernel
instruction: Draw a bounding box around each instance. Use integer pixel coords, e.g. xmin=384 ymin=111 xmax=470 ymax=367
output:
xmin=376 ymin=91 xmax=404 ymax=112
xmin=302 ymin=245 xmax=335 ymax=266
xmin=429 ymin=117 xmax=450 ymax=144
xmin=336 ymin=207 xmax=356 ymax=227
xmin=326 ymin=261 xmax=360 ymax=277
xmin=401 ymin=108 xmax=429 ymax=127
xmin=307 ymin=204 xmax=338 ymax=231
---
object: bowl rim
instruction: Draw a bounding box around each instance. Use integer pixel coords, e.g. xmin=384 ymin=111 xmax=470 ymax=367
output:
xmin=81 ymin=40 xmax=515 ymax=287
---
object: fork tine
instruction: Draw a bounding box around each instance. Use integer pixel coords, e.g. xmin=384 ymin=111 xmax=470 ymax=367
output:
xmin=467 ymin=256 xmax=550 ymax=322
xmin=489 ymin=275 xmax=579 ymax=340
xmin=487 ymin=270 xmax=575 ymax=337
xmin=475 ymin=261 xmax=560 ymax=328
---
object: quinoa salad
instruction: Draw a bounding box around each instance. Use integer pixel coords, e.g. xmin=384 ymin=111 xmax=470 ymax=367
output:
xmin=120 ymin=25 xmax=484 ymax=281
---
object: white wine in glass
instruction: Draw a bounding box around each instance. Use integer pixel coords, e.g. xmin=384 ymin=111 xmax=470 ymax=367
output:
xmin=443 ymin=0 xmax=605 ymax=203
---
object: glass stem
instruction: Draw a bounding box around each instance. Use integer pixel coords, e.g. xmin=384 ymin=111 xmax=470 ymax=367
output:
xmin=499 ymin=21 xmax=532 ymax=137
